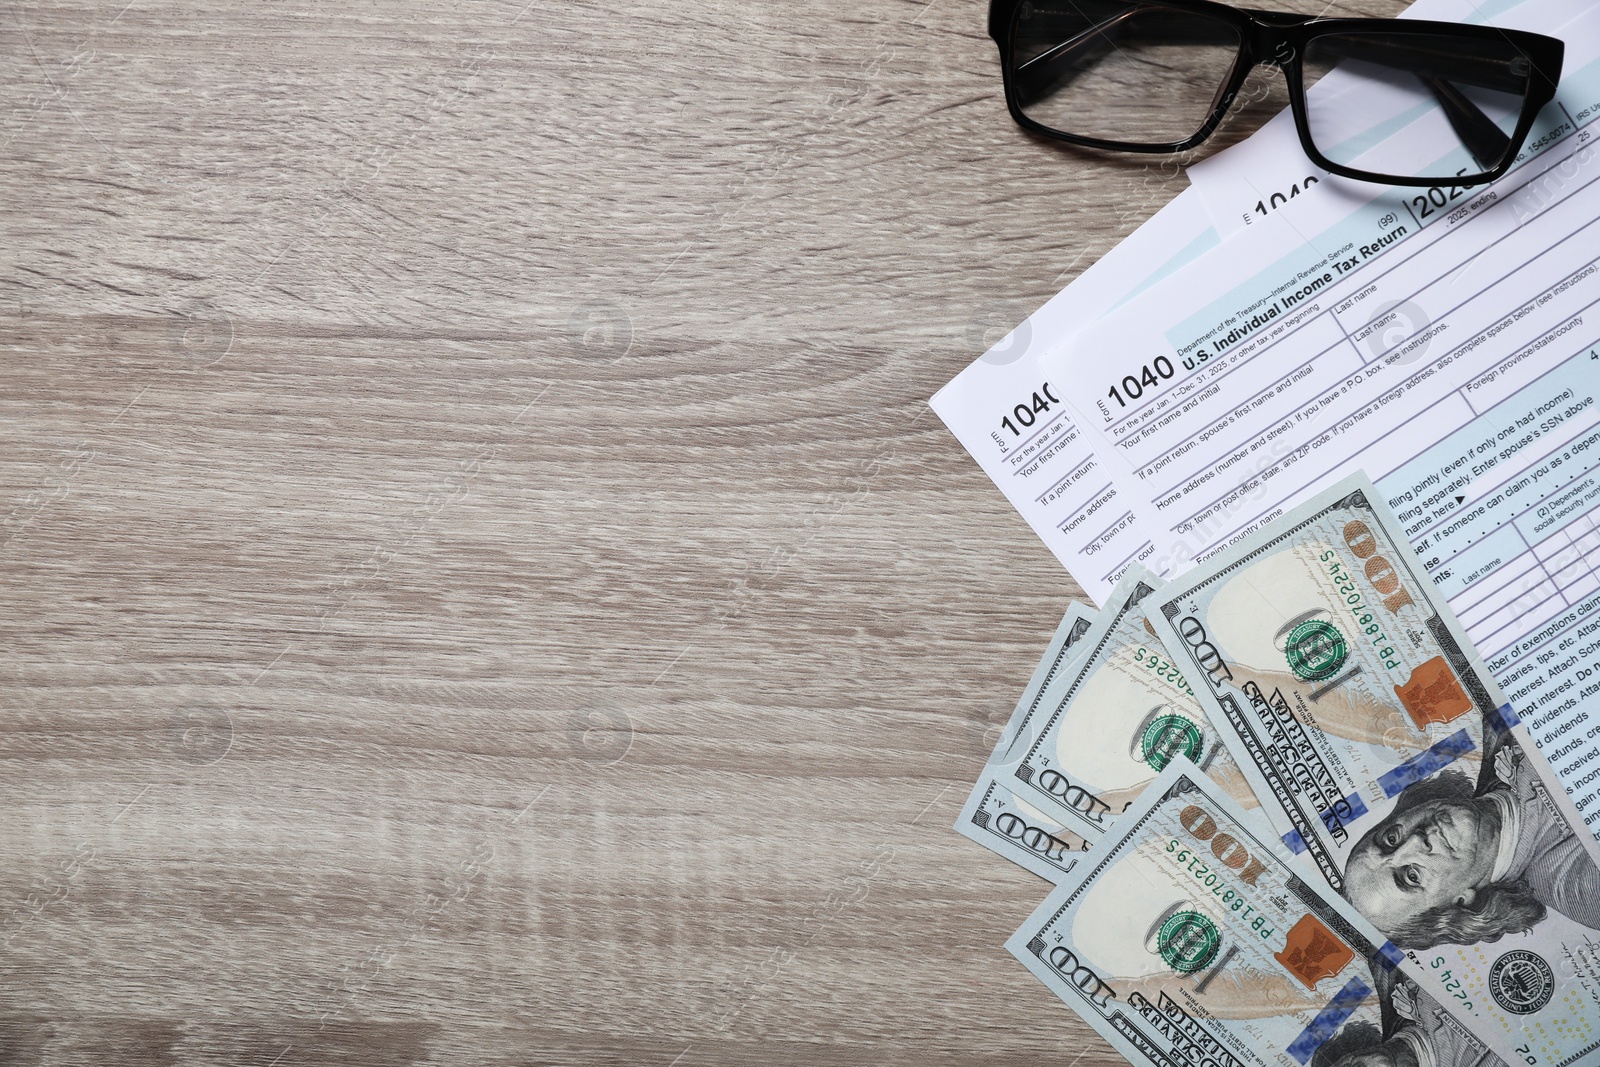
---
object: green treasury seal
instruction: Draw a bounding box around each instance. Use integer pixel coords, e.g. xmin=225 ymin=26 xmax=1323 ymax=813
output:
xmin=1489 ymin=950 xmax=1554 ymax=1014
xmin=1140 ymin=714 xmax=1202 ymax=772
xmin=1285 ymin=619 xmax=1348 ymax=681
xmin=1158 ymin=910 xmax=1221 ymax=974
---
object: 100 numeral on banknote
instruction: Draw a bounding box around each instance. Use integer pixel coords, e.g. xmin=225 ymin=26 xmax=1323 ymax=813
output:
xmin=1147 ymin=474 xmax=1600 ymax=1062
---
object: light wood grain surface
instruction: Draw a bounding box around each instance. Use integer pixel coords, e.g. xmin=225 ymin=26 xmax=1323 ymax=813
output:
xmin=1 ymin=0 xmax=1404 ymax=1063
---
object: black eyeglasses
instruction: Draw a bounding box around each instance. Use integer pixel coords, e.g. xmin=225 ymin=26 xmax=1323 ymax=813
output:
xmin=989 ymin=0 xmax=1564 ymax=186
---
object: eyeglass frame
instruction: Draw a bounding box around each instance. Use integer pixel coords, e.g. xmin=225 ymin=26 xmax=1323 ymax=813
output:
xmin=988 ymin=0 xmax=1565 ymax=187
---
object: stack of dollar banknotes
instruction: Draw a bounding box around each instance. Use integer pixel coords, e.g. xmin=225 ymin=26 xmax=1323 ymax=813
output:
xmin=956 ymin=472 xmax=1600 ymax=1067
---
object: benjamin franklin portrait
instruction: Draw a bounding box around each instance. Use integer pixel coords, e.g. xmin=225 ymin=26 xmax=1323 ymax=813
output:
xmin=1341 ymin=723 xmax=1600 ymax=949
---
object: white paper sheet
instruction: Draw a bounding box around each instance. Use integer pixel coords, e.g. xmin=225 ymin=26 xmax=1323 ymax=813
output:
xmin=929 ymin=0 xmax=1586 ymax=603
xmin=929 ymin=191 xmax=1221 ymax=601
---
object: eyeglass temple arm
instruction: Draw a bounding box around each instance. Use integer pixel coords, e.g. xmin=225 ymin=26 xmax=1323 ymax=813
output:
xmin=1016 ymin=8 xmax=1516 ymax=166
xmin=1422 ymin=75 xmax=1511 ymax=167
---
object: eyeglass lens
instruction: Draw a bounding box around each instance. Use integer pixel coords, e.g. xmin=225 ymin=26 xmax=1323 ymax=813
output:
xmin=1008 ymin=1 xmax=1542 ymax=181
xmin=1301 ymin=32 xmax=1533 ymax=181
xmin=1009 ymin=0 xmax=1242 ymax=144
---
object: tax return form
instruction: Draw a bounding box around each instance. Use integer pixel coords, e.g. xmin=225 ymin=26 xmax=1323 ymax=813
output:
xmin=929 ymin=191 xmax=1220 ymax=596
xmin=929 ymin=0 xmax=1575 ymax=606
xmin=1043 ymin=4 xmax=1600 ymax=826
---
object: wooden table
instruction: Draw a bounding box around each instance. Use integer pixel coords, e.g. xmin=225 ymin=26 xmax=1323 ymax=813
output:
xmin=0 ymin=0 xmax=1401 ymax=1062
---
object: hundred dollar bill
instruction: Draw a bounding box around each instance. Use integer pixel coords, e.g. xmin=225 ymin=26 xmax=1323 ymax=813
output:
xmin=1009 ymin=761 xmax=1513 ymax=1067
xmin=1010 ymin=567 xmax=1261 ymax=841
xmin=1147 ymin=473 xmax=1600 ymax=1060
xmin=955 ymin=601 xmax=1098 ymax=879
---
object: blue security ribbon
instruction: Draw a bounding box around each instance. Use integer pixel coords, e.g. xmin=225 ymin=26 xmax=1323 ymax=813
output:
xmin=1490 ymin=702 xmax=1521 ymax=731
xmin=1287 ymin=975 xmax=1375 ymax=1064
xmin=1377 ymin=729 xmax=1475 ymax=798
xmin=1320 ymin=791 xmax=1369 ymax=833
xmin=1282 ymin=791 xmax=1369 ymax=853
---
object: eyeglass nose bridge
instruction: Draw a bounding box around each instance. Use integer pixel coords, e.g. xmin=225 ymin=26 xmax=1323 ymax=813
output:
xmin=1203 ymin=15 xmax=1302 ymax=120
xmin=1238 ymin=9 xmax=1313 ymax=71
